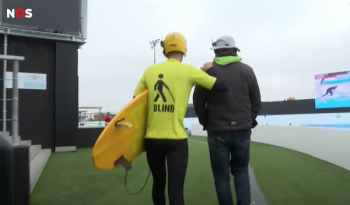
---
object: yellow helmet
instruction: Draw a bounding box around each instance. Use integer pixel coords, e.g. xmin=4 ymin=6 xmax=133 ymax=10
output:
xmin=161 ymin=32 xmax=187 ymax=56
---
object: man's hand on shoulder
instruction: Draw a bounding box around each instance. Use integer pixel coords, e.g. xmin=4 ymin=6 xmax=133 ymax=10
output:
xmin=200 ymin=62 xmax=213 ymax=72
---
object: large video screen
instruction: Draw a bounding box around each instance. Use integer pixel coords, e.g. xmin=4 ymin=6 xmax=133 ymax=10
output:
xmin=1 ymin=0 xmax=82 ymax=36
xmin=315 ymin=71 xmax=350 ymax=109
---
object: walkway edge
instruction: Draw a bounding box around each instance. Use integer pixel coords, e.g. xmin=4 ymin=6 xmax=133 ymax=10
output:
xmin=189 ymin=139 xmax=268 ymax=205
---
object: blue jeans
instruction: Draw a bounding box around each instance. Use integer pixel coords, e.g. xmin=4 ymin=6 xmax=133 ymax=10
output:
xmin=207 ymin=129 xmax=251 ymax=205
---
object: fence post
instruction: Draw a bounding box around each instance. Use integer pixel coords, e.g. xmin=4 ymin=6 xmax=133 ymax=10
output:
xmin=0 ymin=55 xmax=24 ymax=144
xmin=0 ymin=54 xmax=29 ymax=205
xmin=12 ymin=60 xmax=19 ymax=144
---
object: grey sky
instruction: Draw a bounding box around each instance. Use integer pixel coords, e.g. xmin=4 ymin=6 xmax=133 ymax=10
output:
xmin=78 ymin=0 xmax=350 ymax=112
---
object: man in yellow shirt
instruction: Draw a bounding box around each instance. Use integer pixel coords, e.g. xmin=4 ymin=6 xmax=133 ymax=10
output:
xmin=133 ymin=32 xmax=227 ymax=205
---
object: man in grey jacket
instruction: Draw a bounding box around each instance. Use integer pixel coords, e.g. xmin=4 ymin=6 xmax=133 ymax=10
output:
xmin=193 ymin=35 xmax=261 ymax=205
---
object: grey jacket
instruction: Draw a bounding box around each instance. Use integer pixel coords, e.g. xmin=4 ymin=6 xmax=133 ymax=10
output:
xmin=193 ymin=57 xmax=261 ymax=131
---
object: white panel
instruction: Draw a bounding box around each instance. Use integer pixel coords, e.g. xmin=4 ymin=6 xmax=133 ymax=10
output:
xmin=190 ymin=124 xmax=350 ymax=171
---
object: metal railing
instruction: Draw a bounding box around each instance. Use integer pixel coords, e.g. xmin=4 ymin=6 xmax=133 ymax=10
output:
xmin=78 ymin=107 xmax=105 ymax=126
xmin=77 ymin=110 xmax=117 ymax=128
xmin=0 ymin=54 xmax=25 ymax=144
xmin=78 ymin=111 xmax=101 ymax=126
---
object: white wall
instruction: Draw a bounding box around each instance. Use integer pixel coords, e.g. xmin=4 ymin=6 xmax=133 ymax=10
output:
xmin=256 ymin=113 xmax=350 ymax=127
xmin=190 ymin=124 xmax=350 ymax=171
xmin=185 ymin=112 xmax=350 ymax=129
xmin=191 ymin=124 xmax=207 ymax=136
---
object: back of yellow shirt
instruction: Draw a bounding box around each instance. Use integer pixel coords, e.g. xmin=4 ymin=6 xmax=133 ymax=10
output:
xmin=133 ymin=58 xmax=216 ymax=140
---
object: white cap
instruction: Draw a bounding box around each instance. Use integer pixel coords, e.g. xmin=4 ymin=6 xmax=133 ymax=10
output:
xmin=211 ymin=35 xmax=240 ymax=51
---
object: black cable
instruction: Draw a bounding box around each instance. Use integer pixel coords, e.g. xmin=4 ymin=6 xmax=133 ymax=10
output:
xmin=124 ymin=169 xmax=151 ymax=195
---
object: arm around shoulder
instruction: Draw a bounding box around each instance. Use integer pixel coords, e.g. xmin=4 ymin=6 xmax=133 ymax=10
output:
xmin=190 ymin=66 xmax=227 ymax=92
xmin=133 ymin=71 xmax=147 ymax=98
xmin=206 ymin=68 xmax=227 ymax=92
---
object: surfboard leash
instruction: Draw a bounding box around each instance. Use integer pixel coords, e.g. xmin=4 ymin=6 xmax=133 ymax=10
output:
xmin=124 ymin=169 xmax=151 ymax=195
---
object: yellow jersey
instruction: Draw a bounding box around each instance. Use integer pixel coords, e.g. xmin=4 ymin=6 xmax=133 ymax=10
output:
xmin=133 ymin=58 xmax=216 ymax=140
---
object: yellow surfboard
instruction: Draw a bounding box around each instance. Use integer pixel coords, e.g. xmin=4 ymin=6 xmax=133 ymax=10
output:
xmin=92 ymin=90 xmax=148 ymax=171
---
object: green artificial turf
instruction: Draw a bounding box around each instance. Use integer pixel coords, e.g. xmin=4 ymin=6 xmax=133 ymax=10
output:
xmin=31 ymin=136 xmax=350 ymax=205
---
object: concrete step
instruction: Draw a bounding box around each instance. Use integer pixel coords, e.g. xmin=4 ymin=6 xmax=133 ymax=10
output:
xmin=3 ymin=136 xmax=31 ymax=145
xmin=29 ymin=144 xmax=42 ymax=161
xmin=30 ymin=149 xmax=51 ymax=193
xmin=4 ymin=135 xmax=22 ymax=144
xmin=0 ymin=131 xmax=10 ymax=137
xmin=21 ymin=140 xmax=32 ymax=146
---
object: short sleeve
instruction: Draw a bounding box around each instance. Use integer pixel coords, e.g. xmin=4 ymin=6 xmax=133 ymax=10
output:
xmin=189 ymin=66 xmax=216 ymax=90
xmin=133 ymin=72 xmax=147 ymax=97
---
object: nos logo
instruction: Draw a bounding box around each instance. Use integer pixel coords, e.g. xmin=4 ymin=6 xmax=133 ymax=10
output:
xmin=6 ymin=9 xmax=33 ymax=18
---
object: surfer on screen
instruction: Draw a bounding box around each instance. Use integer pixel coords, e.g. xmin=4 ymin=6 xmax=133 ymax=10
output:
xmin=322 ymin=85 xmax=337 ymax=97
xmin=133 ymin=32 xmax=227 ymax=205
xmin=320 ymin=77 xmax=325 ymax=85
